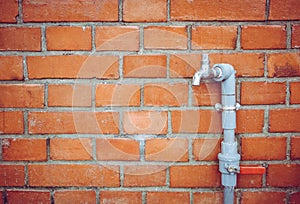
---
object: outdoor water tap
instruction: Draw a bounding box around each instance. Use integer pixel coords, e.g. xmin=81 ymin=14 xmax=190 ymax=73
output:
xmin=192 ymin=54 xmax=222 ymax=86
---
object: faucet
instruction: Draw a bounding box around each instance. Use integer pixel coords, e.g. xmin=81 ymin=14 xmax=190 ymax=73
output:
xmin=192 ymin=54 xmax=222 ymax=86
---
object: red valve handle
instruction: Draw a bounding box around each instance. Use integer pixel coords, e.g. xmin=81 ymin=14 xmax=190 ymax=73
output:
xmin=239 ymin=166 xmax=266 ymax=175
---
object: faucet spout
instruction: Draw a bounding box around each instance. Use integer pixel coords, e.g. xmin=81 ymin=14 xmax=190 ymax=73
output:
xmin=192 ymin=54 xmax=211 ymax=86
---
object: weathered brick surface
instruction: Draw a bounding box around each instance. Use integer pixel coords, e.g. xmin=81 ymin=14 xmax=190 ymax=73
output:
xmin=0 ymin=84 xmax=44 ymax=108
xmin=144 ymin=26 xmax=187 ymax=49
xmin=23 ymin=0 xmax=118 ymax=22
xmin=46 ymin=26 xmax=92 ymax=51
xmin=96 ymin=26 xmax=139 ymax=51
xmin=0 ymin=56 xmax=23 ymax=80
xmin=192 ymin=26 xmax=237 ymax=50
xmin=123 ymin=0 xmax=167 ymax=22
xmin=7 ymin=190 xmax=51 ymax=204
xmin=241 ymin=25 xmax=286 ymax=49
xmin=0 ymin=165 xmax=25 ymax=186
xmin=54 ymin=190 xmax=96 ymax=204
xmin=27 ymin=55 xmax=119 ymax=79
xmin=0 ymin=0 xmax=18 ymax=23
xmin=100 ymin=191 xmax=142 ymax=204
xmin=50 ymin=138 xmax=93 ymax=161
xmin=0 ymin=111 xmax=24 ymax=134
xmin=2 ymin=139 xmax=47 ymax=161
xmin=170 ymin=0 xmax=265 ymax=21
xmin=0 ymin=27 xmax=41 ymax=51
xmin=28 ymin=164 xmax=120 ymax=187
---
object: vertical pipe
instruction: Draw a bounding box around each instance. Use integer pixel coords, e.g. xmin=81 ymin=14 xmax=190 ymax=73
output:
xmin=213 ymin=64 xmax=240 ymax=204
xmin=224 ymin=186 xmax=234 ymax=204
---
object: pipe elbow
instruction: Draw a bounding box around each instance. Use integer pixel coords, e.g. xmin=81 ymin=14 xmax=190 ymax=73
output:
xmin=212 ymin=64 xmax=235 ymax=82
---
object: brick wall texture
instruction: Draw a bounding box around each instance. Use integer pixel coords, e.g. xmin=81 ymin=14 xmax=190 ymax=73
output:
xmin=0 ymin=0 xmax=299 ymax=203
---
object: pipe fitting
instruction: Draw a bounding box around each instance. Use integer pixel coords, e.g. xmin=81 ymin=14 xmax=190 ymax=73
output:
xmin=212 ymin=64 xmax=235 ymax=82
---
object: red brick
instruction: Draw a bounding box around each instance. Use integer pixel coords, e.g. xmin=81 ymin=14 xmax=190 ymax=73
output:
xmin=290 ymin=82 xmax=300 ymax=104
xmin=46 ymin=26 xmax=91 ymax=51
xmin=123 ymin=111 xmax=167 ymax=134
xmin=169 ymin=54 xmax=201 ymax=78
xmin=237 ymin=110 xmax=264 ymax=133
xmin=96 ymin=26 xmax=139 ymax=51
xmin=123 ymin=0 xmax=167 ymax=22
xmin=241 ymin=25 xmax=286 ymax=49
xmin=54 ymin=190 xmax=96 ymax=204
xmin=96 ymin=138 xmax=140 ymax=161
xmin=123 ymin=55 xmax=167 ymax=78
xmin=48 ymin=84 xmax=92 ymax=107
xmin=172 ymin=110 xmax=222 ymax=133
xmin=28 ymin=164 xmax=119 ymax=187
xmin=193 ymin=138 xmax=221 ymax=161
xmin=23 ymin=0 xmax=118 ymax=22
xmin=144 ymin=26 xmax=187 ymax=49
xmin=170 ymin=0 xmax=265 ymax=21
xmin=241 ymin=191 xmax=286 ymax=204
xmin=210 ymin=53 xmax=265 ymax=77
xmin=192 ymin=26 xmax=237 ymax=49
xmin=290 ymin=192 xmax=300 ymax=204
xmin=123 ymin=165 xmax=166 ymax=187
xmin=192 ymin=83 xmax=221 ymax=106
xmin=0 ymin=165 xmax=25 ymax=186
xmin=0 ymin=111 xmax=24 ymax=134
xmin=170 ymin=165 xmax=220 ymax=187
xmin=269 ymin=0 xmax=300 ymax=20
xmin=144 ymin=83 xmax=188 ymax=106
xmin=267 ymin=53 xmax=300 ymax=77
xmin=267 ymin=164 xmax=300 ymax=187
xmin=27 ymin=55 xmax=119 ymax=79
xmin=50 ymin=138 xmax=93 ymax=161
xmin=0 ymin=27 xmax=41 ymax=51
xmin=96 ymin=84 xmax=140 ymax=107
xmin=28 ymin=112 xmax=119 ymax=134
xmin=0 ymin=56 xmax=23 ymax=80
xmin=241 ymin=137 xmax=286 ymax=160
xmin=7 ymin=190 xmax=50 ymax=204
xmin=193 ymin=192 xmax=223 ymax=204
xmin=2 ymin=139 xmax=47 ymax=161
xmin=100 ymin=191 xmax=142 ymax=204
xmin=147 ymin=192 xmax=189 ymax=204
xmin=145 ymin=138 xmax=188 ymax=162
xmin=241 ymin=82 xmax=286 ymax=105
xmin=269 ymin=109 xmax=300 ymax=132
xmin=291 ymin=136 xmax=300 ymax=159
xmin=0 ymin=0 xmax=18 ymax=23
xmin=292 ymin=24 xmax=300 ymax=48
xmin=237 ymin=173 xmax=262 ymax=188
xmin=0 ymin=84 xmax=44 ymax=108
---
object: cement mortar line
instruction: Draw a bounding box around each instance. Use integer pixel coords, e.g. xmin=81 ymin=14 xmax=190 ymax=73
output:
xmin=2 ymin=187 xmax=298 ymax=194
xmin=0 ymin=77 xmax=299 ymax=85
xmin=1 ymin=103 xmax=300 ymax=112
xmin=2 ymin=132 xmax=298 ymax=140
xmin=1 ymin=159 xmax=299 ymax=166
xmin=1 ymin=20 xmax=300 ymax=27
xmin=0 ymin=49 xmax=299 ymax=56
xmin=0 ymin=134 xmax=225 ymax=139
xmin=1 ymin=77 xmax=300 ymax=85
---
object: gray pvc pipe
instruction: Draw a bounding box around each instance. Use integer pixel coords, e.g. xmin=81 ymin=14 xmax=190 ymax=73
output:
xmin=213 ymin=64 xmax=240 ymax=204
xmin=224 ymin=186 xmax=234 ymax=204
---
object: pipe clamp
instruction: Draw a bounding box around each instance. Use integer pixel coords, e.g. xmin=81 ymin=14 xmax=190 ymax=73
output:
xmin=215 ymin=103 xmax=240 ymax=112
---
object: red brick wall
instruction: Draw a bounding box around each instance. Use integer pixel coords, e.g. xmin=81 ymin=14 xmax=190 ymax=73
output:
xmin=0 ymin=0 xmax=299 ymax=203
